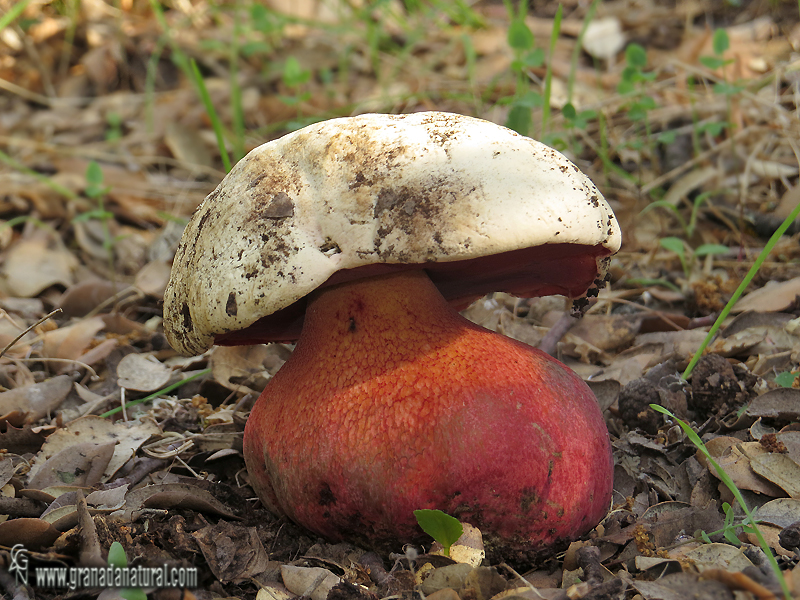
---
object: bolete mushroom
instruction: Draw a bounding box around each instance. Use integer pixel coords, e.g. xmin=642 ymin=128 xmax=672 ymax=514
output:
xmin=163 ymin=112 xmax=621 ymax=563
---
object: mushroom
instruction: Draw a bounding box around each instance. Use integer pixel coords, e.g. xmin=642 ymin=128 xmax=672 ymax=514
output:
xmin=163 ymin=112 xmax=621 ymax=563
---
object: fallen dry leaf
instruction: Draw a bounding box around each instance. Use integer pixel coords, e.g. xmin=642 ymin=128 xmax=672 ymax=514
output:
xmin=0 ymin=235 xmax=79 ymax=297
xmin=0 ymin=374 xmax=72 ymax=422
xmin=116 ymin=352 xmax=171 ymax=392
xmin=41 ymin=315 xmax=106 ymax=361
xmin=26 ymin=441 xmax=115 ymax=489
xmin=193 ymin=522 xmax=269 ymax=583
xmin=747 ymin=452 xmax=800 ymax=498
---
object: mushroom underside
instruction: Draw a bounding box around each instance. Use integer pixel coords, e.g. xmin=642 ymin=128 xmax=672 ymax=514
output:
xmin=216 ymin=242 xmax=608 ymax=345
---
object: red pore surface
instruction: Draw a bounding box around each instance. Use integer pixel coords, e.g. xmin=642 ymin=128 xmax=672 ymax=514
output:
xmin=243 ymin=271 xmax=612 ymax=563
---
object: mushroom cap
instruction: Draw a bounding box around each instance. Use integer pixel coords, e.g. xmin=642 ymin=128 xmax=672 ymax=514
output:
xmin=164 ymin=112 xmax=621 ymax=356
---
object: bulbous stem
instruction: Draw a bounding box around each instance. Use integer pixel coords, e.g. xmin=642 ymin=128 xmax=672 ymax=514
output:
xmin=243 ymin=270 xmax=612 ymax=563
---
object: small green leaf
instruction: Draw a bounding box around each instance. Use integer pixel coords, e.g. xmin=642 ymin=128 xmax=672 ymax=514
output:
xmin=108 ymin=541 xmax=128 ymax=569
xmin=696 ymin=121 xmax=727 ymax=136
xmin=722 ymin=502 xmax=734 ymax=525
xmin=625 ymin=43 xmax=647 ymax=68
xmin=516 ymin=90 xmax=542 ymax=108
xmin=507 ymin=18 xmax=534 ymax=51
xmin=505 ymin=104 xmax=531 ymax=136
xmin=724 ymin=529 xmax=741 ymax=546
xmin=282 ymin=56 xmax=310 ymax=88
xmin=699 ymin=56 xmax=727 ymax=70
xmin=700 ymin=530 xmax=712 ymax=543
xmin=712 ymin=29 xmax=730 ymax=55
xmin=414 ymin=509 xmax=463 ymax=556
xmin=774 ymin=371 xmax=799 ymax=388
xmin=694 ymin=243 xmax=728 ymax=257
xmin=562 ymin=103 xmax=576 ymax=120
xmin=522 ymin=47 xmax=544 ymax=67
xmin=657 ymin=130 xmax=677 ymax=144
xmin=85 ymin=161 xmax=108 ymax=199
xmin=713 ymin=81 xmax=744 ymax=97
xmin=120 ymin=588 xmax=148 ymax=600
xmin=659 ymin=236 xmax=685 ymax=256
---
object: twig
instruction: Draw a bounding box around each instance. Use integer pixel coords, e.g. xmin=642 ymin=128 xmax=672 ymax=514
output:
xmin=12 ymin=357 xmax=99 ymax=380
xmin=0 ymin=308 xmax=61 ymax=360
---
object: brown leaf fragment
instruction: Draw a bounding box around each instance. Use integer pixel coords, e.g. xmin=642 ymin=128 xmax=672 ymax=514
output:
xmin=135 ymin=259 xmax=173 ymax=299
xmin=0 ymin=236 xmax=78 ymax=297
xmin=748 ymin=453 xmax=800 ymax=498
xmin=327 ymin=582 xmax=381 ymax=600
xmin=27 ymin=442 xmax=115 ymax=490
xmin=58 ymin=279 xmax=120 ymax=317
xmin=747 ymin=388 xmax=800 ymax=421
xmin=641 ymin=503 xmax=723 ymax=548
xmin=115 ymin=482 xmax=241 ymax=522
xmin=461 ymin=566 xmax=508 ymax=600
xmin=31 ymin=416 xmax=160 ymax=482
xmin=420 ymin=564 xmax=473 ymax=595
xmin=116 ymin=353 xmax=171 ymax=392
xmin=164 ymin=122 xmax=213 ymax=168
xmin=685 ymin=543 xmax=755 ymax=572
xmin=630 ymin=573 xmax=734 ymax=600
xmin=0 ymin=517 xmax=61 ymax=550
xmin=779 ymin=521 xmax=800 ymax=550
xmin=76 ymin=491 xmax=105 ymax=568
xmin=0 ymin=495 xmax=45 ymax=517
xmin=734 ymin=278 xmax=800 ymax=313
xmin=41 ymin=316 xmax=106 ymax=361
xmin=0 ymin=374 xmax=72 ymax=423
xmin=710 ymin=442 xmax=787 ymax=497
xmin=753 ymin=499 xmax=800 ymax=529
xmin=701 ymin=569 xmax=777 ymax=600
xmin=281 ymin=565 xmax=340 ymax=600
xmin=192 ymin=521 xmax=268 ymax=583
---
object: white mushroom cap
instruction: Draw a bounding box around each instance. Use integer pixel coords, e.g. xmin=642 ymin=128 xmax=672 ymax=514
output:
xmin=164 ymin=112 xmax=621 ymax=356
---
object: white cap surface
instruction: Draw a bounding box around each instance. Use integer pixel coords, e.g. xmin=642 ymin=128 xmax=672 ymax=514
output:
xmin=164 ymin=112 xmax=621 ymax=355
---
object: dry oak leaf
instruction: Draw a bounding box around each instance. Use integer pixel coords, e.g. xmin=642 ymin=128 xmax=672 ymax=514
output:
xmin=28 ymin=415 xmax=160 ymax=484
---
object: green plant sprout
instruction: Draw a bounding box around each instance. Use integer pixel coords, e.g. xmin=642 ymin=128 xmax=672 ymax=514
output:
xmin=650 ymin=405 xmax=791 ymax=600
xmin=617 ymin=43 xmax=658 ymax=167
xmin=624 ymin=278 xmax=682 ymax=293
xmin=658 ymin=236 xmax=728 ymax=280
xmin=696 ymin=29 xmax=736 ymax=139
xmin=280 ymin=56 xmax=312 ymax=109
xmin=566 ymin=0 xmax=599 ymax=103
xmin=539 ymin=4 xmax=563 ymax=143
xmin=682 ymin=194 xmax=800 ymax=379
xmin=503 ymin=0 xmax=543 ymax=136
xmin=698 ymin=502 xmax=757 ymax=546
xmin=640 ymin=190 xmax=728 ymax=239
xmin=189 ymin=59 xmax=233 ymax=173
xmin=73 ymin=162 xmax=117 ymax=273
xmin=0 ymin=0 xmax=32 ymax=32
xmin=774 ymin=370 xmax=800 ymax=388
xmin=107 ymin=542 xmax=147 ymax=600
xmin=0 ymin=149 xmax=77 ymax=200
xmin=413 ymin=509 xmax=463 ymax=557
xmin=101 ymin=369 xmax=211 ymax=418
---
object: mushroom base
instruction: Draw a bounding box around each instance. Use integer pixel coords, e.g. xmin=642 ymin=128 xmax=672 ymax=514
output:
xmin=243 ymin=271 xmax=612 ymax=565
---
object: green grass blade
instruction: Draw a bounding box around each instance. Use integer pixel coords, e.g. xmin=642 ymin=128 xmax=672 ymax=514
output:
xmin=651 ymin=405 xmax=791 ymax=600
xmin=682 ymin=197 xmax=800 ymax=379
xmin=0 ymin=0 xmax=31 ymax=32
xmin=0 ymin=149 xmax=77 ymax=199
xmin=189 ymin=60 xmax=233 ymax=172
xmin=568 ymin=0 xmax=599 ymax=103
xmin=541 ymin=4 xmax=562 ymax=136
xmin=101 ymin=369 xmax=211 ymax=418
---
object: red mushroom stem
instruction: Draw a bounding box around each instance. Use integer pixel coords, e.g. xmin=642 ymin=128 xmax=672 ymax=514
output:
xmin=244 ymin=270 xmax=612 ymax=561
